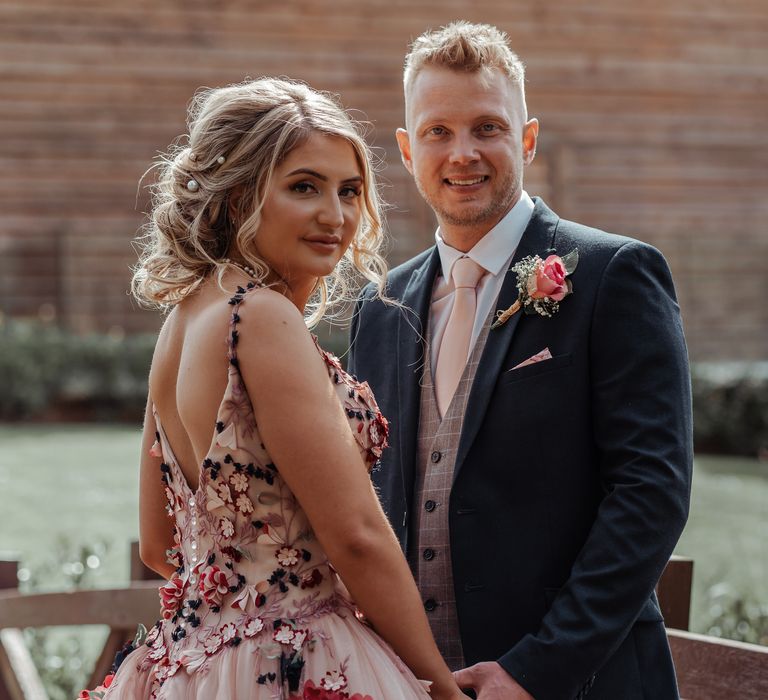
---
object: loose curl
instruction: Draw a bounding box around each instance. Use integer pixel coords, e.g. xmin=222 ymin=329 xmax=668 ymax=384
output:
xmin=132 ymin=77 xmax=388 ymax=326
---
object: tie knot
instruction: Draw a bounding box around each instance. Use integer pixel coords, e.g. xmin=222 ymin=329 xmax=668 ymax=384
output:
xmin=451 ymin=257 xmax=485 ymax=289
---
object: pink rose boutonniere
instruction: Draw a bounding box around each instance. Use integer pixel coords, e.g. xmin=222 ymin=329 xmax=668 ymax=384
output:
xmin=491 ymin=249 xmax=579 ymax=329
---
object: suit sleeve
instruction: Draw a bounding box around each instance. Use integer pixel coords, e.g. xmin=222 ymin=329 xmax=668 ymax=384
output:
xmin=498 ymin=241 xmax=693 ymax=699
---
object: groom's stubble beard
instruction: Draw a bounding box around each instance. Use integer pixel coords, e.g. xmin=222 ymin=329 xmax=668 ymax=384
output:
xmin=414 ymin=165 xmax=520 ymax=232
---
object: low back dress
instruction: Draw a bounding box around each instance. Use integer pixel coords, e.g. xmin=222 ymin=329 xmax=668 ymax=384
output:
xmin=96 ymin=284 xmax=431 ymax=699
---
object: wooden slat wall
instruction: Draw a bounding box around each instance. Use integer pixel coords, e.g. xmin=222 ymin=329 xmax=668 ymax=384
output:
xmin=0 ymin=0 xmax=766 ymax=357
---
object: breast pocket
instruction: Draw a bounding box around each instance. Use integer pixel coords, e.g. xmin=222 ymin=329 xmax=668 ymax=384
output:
xmin=500 ymin=352 xmax=573 ymax=385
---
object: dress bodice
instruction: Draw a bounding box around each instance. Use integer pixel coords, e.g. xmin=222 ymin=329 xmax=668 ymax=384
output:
xmin=143 ymin=283 xmax=389 ymax=687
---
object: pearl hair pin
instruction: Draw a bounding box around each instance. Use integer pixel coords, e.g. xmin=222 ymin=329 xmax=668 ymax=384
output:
xmin=217 ymin=155 xmax=226 ymax=165
xmin=187 ymin=179 xmax=199 ymax=192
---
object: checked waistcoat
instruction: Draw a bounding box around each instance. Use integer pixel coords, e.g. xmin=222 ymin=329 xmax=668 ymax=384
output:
xmin=408 ymin=314 xmax=492 ymax=671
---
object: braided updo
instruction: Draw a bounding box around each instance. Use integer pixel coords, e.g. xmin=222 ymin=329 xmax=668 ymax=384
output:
xmin=132 ymin=77 xmax=387 ymax=326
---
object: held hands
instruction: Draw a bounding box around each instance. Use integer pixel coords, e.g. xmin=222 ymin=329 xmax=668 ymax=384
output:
xmin=453 ymin=662 xmax=535 ymax=700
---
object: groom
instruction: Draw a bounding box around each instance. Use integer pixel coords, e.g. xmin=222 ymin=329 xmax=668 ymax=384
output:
xmin=348 ymin=21 xmax=692 ymax=700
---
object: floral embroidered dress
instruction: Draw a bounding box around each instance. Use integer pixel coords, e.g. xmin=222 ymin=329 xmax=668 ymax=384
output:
xmin=96 ymin=284 xmax=430 ymax=700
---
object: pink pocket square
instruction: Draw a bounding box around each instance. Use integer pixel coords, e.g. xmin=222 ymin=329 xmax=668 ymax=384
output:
xmin=512 ymin=347 xmax=553 ymax=370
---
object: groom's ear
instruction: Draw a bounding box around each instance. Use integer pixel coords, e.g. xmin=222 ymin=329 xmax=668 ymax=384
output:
xmin=522 ymin=118 xmax=539 ymax=166
xmin=395 ymin=128 xmax=414 ymax=175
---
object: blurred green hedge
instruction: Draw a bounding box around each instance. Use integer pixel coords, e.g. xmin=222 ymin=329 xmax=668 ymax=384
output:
xmin=692 ymin=363 xmax=768 ymax=458
xmin=1 ymin=320 xmax=766 ymax=457
xmin=0 ymin=320 xmax=154 ymax=421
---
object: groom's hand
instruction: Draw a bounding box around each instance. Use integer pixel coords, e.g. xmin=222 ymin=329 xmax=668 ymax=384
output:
xmin=453 ymin=662 xmax=535 ymax=700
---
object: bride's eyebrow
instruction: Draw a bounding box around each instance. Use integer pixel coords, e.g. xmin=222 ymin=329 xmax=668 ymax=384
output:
xmin=286 ymin=168 xmax=327 ymax=180
xmin=285 ymin=169 xmax=362 ymax=184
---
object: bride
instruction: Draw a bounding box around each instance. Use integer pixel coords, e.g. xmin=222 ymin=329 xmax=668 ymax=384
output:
xmin=82 ymin=77 xmax=463 ymax=699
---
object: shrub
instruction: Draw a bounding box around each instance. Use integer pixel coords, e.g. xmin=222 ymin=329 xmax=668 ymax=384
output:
xmin=692 ymin=363 xmax=768 ymax=458
xmin=0 ymin=320 xmax=154 ymax=421
xmin=700 ymin=581 xmax=768 ymax=646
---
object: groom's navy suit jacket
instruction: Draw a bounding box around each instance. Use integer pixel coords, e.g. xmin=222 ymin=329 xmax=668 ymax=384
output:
xmin=348 ymin=199 xmax=693 ymax=700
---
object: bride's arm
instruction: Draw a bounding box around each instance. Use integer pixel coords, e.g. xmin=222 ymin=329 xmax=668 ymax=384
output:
xmin=238 ymin=290 xmax=462 ymax=700
xmin=138 ymin=396 xmax=176 ymax=579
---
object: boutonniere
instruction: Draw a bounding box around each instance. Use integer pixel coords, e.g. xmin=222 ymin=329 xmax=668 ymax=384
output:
xmin=491 ymin=249 xmax=579 ymax=329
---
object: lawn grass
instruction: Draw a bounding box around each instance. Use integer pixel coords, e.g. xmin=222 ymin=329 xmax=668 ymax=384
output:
xmin=0 ymin=424 xmax=141 ymax=586
xmin=1 ymin=425 xmax=766 ymax=637
xmin=674 ymin=454 xmax=768 ymax=635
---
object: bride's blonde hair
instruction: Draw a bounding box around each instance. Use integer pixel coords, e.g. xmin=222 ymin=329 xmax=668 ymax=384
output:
xmin=132 ymin=77 xmax=388 ymax=326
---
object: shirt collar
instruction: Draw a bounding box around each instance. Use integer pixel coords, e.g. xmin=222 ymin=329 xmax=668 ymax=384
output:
xmin=435 ymin=190 xmax=534 ymax=280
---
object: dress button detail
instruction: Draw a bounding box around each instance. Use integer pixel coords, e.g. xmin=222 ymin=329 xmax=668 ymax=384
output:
xmin=424 ymin=499 xmax=437 ymax=512
xmin=423 ymin=548 xmax=435 ymax=561
xmin=430 ymin=451 xmax=441 ymax=464
xmin=424 ymin=598 xmax=438 ymax=612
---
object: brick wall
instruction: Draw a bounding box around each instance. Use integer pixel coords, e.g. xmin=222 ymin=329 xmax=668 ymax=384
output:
xmin=0 ymin=0 xmax=766 ymax=358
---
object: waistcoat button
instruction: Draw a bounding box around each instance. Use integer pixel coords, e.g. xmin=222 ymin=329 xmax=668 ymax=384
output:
xmin=424 ymin=499 xmax=436 ymax=512
xmin=430 ymin=451 xmax=441 ymax=463
xmin=423 ymin=548 xmax=435 ymax=561
xmin=424 ymin=598 xmax=438 ymax=612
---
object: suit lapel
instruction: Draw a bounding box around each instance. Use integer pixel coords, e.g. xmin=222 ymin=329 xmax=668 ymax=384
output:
xmin=453 ymin=199 xmax=560 ymax=481
xmin=396 ymin=247 xmax=441 ymax=497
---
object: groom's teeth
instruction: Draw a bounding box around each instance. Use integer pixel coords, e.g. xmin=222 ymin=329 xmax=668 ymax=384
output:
xmin=448 ymin=177 xmax=484 ymax=185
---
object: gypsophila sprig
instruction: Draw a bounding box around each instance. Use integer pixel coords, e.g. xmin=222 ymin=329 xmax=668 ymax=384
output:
xmin=491 ymin=250 xmax=578 ymax=329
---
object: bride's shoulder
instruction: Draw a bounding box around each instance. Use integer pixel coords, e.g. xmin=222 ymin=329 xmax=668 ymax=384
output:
xmin=234 ymin=287 xmax=316 ymax=366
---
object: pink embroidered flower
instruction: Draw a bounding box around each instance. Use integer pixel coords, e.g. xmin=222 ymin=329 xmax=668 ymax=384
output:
xmin=148 ymin=642 xmax=167 ymax=662
xmin=77 ymin=673 xmax=115 ymax=699
xmin=301 ymin=680 xmax=364 ymax=700
xmin=203 ymin=633 xmax=223 ymax=656
xmin=528 ymin=254 xmax=568 ymax=301
xmin=243 ymin=617 xmax=264 ymax=637
xmin=320 ymin=347 xmax=344 ymax=372
xmin=216 ymin=481 xmax=233 ymax=504
xmin=149 ymin=439 xmax=163 ymax=458
xmin=145 ymin=623 xmax=162 ymax=648
xmin=199 ymin=566 xmax=230 ymax=607
xmin=300 ymin=568 xmax=324 ymax=589
xmin=159 ymin=574 xmax=186 ymax=620
xmin=205 ymin=483 xmax=228 ymax=510
xmin=368 ymin=414 xmax=389 ymax=458
xmin=220 ymin=517 xmax=235 ymax=538
xmin=165 ymin=547 xmax=183 ymax=568
xmin=320 ymin=671 xmax=348 ymax=691
xmin=229 ymin=473 xmax=249 ymax=492
xmin=235 ymin=493 xmax=253 ymax=514
xmin=273 ymin=624 xmax=295 ymax=645
xmin=231 ymin=584 xmax=260 ymax=611
xmin=292 ymin=628 xmax=309 ymax=651
xmin=154 ymin=659 xmax=180 ymax=683
xmin=276 ymin=546 xmax=300 ymax=567
xmin=220 ymin=622 xmax=238 ymax=644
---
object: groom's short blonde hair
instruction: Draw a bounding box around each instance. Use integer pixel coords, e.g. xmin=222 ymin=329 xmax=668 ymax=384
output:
xmin=403 ymin=21 xmax=525 ymax=95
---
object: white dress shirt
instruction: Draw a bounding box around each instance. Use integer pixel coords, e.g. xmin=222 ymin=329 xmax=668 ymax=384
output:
xmin=429 ymin=190 xmax=535 ymax=371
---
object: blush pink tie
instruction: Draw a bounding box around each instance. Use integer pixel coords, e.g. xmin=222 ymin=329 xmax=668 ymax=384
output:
xmin=434 ymin=257 xmax=487 ymax=417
